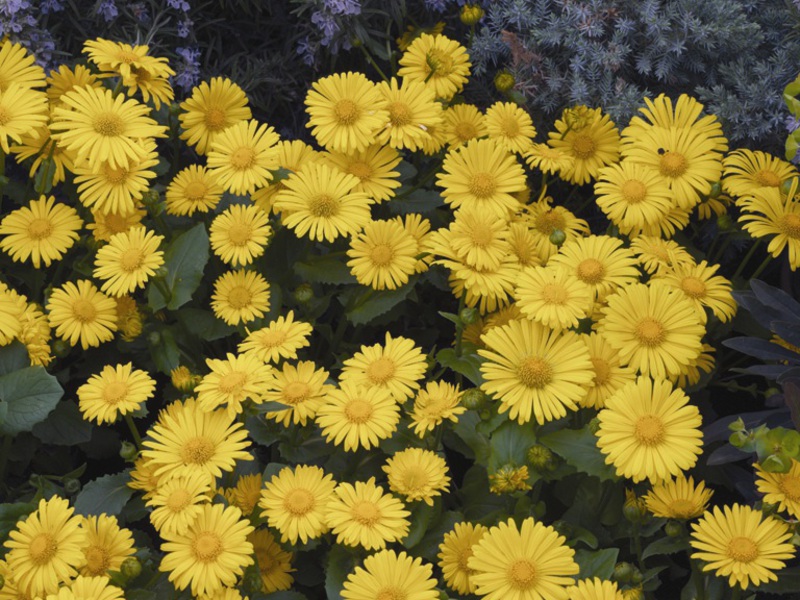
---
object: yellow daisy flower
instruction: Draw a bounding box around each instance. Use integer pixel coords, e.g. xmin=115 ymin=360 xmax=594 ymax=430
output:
xmin=443 ymin=103 xmax=488 ymax=148
xmin=580 ymin=332 xmax=636 ymax=410
xmin=259 ymin=464 xmax=337 ymax=544
xmin=690 ymin=504 xmax=795 ymax=589
xmin=524 ymin=142 xmax=575 ymax=175
xmin=195 ymin=352 xmax=273 ymax=416
xmin=382 ymin=448 xmax=450 ymax=506
xmin=58 ymin=575 xmax=125 ymax=600
xmin=228 ymin=473 xmax=263 ymax=517
xmin=127 ymin=455 xmax=161 ymax=500
xmin=165 ymin=164 xmax=224 ymax=216
xmin=304 ymin=71 xmax=388 ymax=153
xmin=397 ymin=33 xmax=471 ymax=100
xmin=0 ymin=40 xmax=46 ymax=90
xmin=238 ymin=310 xmax=313 ymax=364
xmin=514 ymin=265 xmax=593 ymax=330
xmin=651 ymin=260 xmax=736 ymax=324
xmin=10 ymin=125 xmax=74 ymax=184
xmin=87 ymin=204 xmax=146 ymax=243
xmin=252 ymin=139 xmax=322 ymax=212
xmin=0 ymin=83 xmax=48 ymax=153
xmin=445 ymin=256 xmax=521 ymax=314
xmin=159 ymin=503 xmax=254 ymax=597
xmin=123 ymin=63 xmax=175 ymax=110
xmin=548 ymin=106 xmax=620 ymax=185
xmin=321 ymin=143 xmax=401 ymax=203
xmin=46 ymin=64 xmax=101 ymax=104
xmin=485 ymin=101 xmax=536 ymax=154
xmin=346 ymin=219 xmax=419 ymax=290
xmin=316 ymin=382 xmax=400 ymax=452
xmin=77 ymin=362 xmax=155 ymax=424
xmin=0 ymin=286 xmax=29 ymax=346
xmin=397 ymin=212 xmax=433 ymax=273
xmin=179 ymin=77 xmax=252 ymax=155
xmin=342 ymin=549 xmax=438 ymax=600
xmin=78 ymin=514 xmax=135 ymax=578
xmin=325 ymin=478 xmax=411 ymax=550
xmin=478 ymin=319 xmax=593 ymax=424
xmin=93 ymin=227 xmax=165 ymax=297
xmin=722 ymin=148 xmax=797 ymax=198
xmin=446 ymin=207 xmax=511 ymax=271
xmin=438 ymin=522 xmax=488 ymax=595
xmin=264 ymin=360 xmax=333 ymax=427
xmin=754 ymin=459 xmax=800 ymax=519
xmin=210 ymin=203 xmax=272 ymax=267
xmin=206 ymin=119 xmax=280 ymax=195
xmin=249 ymin=529 xmax=294 ymax=593
xmin=516 ymin=197 xmax=590 ymax=264
xmin=629 ymin=236 xmax=695 ymax=275
xmin=738 ymin=186 xmax=800 ymax=270
xmin=18 ymin=301 xmax=53 ymax=367
xmin=147 ymin=472 xmax=213 ymax=536
xmin=46 ymin=280 xmax=118 ymax=350
xmin=376 ymin=77 xmax=442 ymax=151
xmin=506 ymin=221 xmax=542 ymax=269
xmin=82 ymin=38 xmax=171 ymax=80
xmin=644 ymin=475 xmax=713 ymax=520
xmin=210 ymin=269 xmax=271 ymax=326
xmin=566 ymin=578 xmax=624 ymax=600
xmin=408 ymin=381 xmax=466 ymax=437
xmin=0 ymin=195 xmax=82 ymax=268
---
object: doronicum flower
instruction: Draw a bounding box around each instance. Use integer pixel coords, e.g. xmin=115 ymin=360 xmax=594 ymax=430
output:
xmin=93 ymin=227 xmax=165 ymax=297
xmin=77 ymin=362 xmax=155 ymax=424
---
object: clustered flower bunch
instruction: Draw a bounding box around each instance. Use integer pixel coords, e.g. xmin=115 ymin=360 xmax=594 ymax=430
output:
xmin=0 ymin=22 xmax=798 ymax=600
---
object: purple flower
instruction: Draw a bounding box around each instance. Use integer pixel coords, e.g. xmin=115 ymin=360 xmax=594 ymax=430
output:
xmin=296 ymin=36 xmax=317 ymax=66
xmin=786 ymin=115 xmax=800 ymax=134
xmin=0 ymin=0 xmax=30 ymax=17
xmin=96 ymin=0 xmax=118 ymax=21
xmin=324 ymin=0 xmax=360 ymax=16
xmin=41 ymin=0 xmax=64 ymax=12
xmin=311 ymin=10 xmax=339 ymax=46
xmin=174 ymin=46 xmax=201 ymax=92
xmin=167 ymin=0 xmax=191 ymax=11
xmin=425 ymin=0 xmax=449 ymax=12
xmin=177 ymin=17 xmax=192 ymax=38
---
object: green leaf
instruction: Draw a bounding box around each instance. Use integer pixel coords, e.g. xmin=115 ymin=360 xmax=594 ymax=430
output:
xmin=403 ymin=500 xmax=439 ymax=549
xmin=32 ymin=400 xmax=93 ymax=445
xmin=0 ymin=366 xmax=63 ymax=435
xmin=345 ymin=279 xmax=416 ymax=325
xmin=756 ymin=566 xmax=800 ymax=593
xmin=176 ymin=309 xmax=236 ymax=341
xmin=295 ymin=254 xmax=356 ymax=285
xmin=325 ymin=544 xmax=358 ymax=600
xmin=414 ymin=510 xmax=464 ymax=563
xmin=642 ymin=535 xmax=689 ymax=560
xmin=488 ymin=420 xmax=538 ymax=471
xmin=148 ymin=327 xmax=180 ymax=374
xmin=0 ymin=341 xmax=29 ymax=375
xmin=254 ymin=592 xmax=309 ymax=600
xmin=459 ymin=465 xmax=509 ymax=523
xmin=450 ymin=411 xmax=491 ymax=463
xmin=74 ymin=471 xmax=134 ymax=516
xmin=148 ymin=223 xmax=209 ymax=311
xmin=391 ymin=189 xmax=444 ymax=214
xmin=539 ymin=426 xmax=617 ymax=481
xmin=574 ymin=548 xmax=619 ymax=579
xmin=0 ymin=502 xmax=36 ymax=539
xmin=436 ymin=349 xmax=483 ymax=385
xmin=246 ymin=415 xmax=282 ymax=447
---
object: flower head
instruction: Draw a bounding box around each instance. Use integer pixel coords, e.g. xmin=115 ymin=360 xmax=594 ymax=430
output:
xmin=47 ymin=280 xmax=118 ymax=350
xmin=179 ymin=76 xmax=252 ymax=155
xmin=77 ymin=363 xmax=155 ymax=424
xmin=341 ymin=549 xmax=438 ymax=600
xmin=93 ymin=227 xmax=165 ymax=297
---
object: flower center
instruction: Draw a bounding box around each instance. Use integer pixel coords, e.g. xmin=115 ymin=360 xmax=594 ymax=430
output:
xmin=218 ymin=371 xmax=247 ymax=395
xmin=621 ymin=179 xmax=647 ymax=204
xmin=634 ymin=414 xmax=665 ymax=446
xmin=680 ymin=276 xmax=707 ymax=299
xmin=334 ymin=99 xmax=360 ymax=125
xmin=376 ymin=588 xmax=406 ymax=600
xmin=668 ymin=499 xmax=697 ymax=519
xmin=635 ymin=317 xmax=666 ymax=347
xmin=517 ymin=356 xmax=553 ymax=389
xmin=181 ymin=436 xmax=215 ymax=464
xmin=193 ymin=532 xmax=223 ymax=562
xmin=72 ymin=299 xmax=97 ymax=323
xmin=351 ymin=500 xmax=380 ymax=525
xmin=184 ymin=180 xmax=209 ymax=202
xmin=344 ymin=398 xmax=374 ymax=424
xmin=400 ymin=468 xmax=429 ymax=492
xmin=501 ymin=116 xmax=520 ymax=137
xmin=204 ymin=107 xmax=227 ymax=130
xmin=659 ymin=151 xmax=688 ymax=178
xmin=93 ymin=112 xmax=125 ymax=137
xmin=534 ymin=211 xmax=566 ymax=234
xmin=591 ymin=357 xmax=611 ymax=386
xmin=29 ymin=533 xmax=58 ymax=565
xmin=508 ymin=559 xmax=537 ymax=589
xmin=117 ymin=50 xmax=141 ymax=64
xmin=104 ymin=165 xmax=129 ymax=184
xmin=347 ymin=161 xmax=372 ymax=180
xmin=366 ymin=357 xmax=396 ymax=384
xmin=541 ymin=283 xmax=568 ymax=305
xmin=426 ymin=49 xmax=454 ymax=77
xmin=102 ymin=381 xmax=128 ymax=405
xmin=84 ymin=545 xmax=110 ymax=575
xmin=226 ymin=285 xmax=252 ymax=309
xmin=258 ymin=329 xmax=287 ymax=348
xmin=166 ymin=488 xmax=192 ymax=511
xmin=104 ymin=213 xmax=130 ymax=234
xmin=230 ymin=147 xmax=256 ymax=170
xmin=577 ymin=258 xmax=605 ymax=284
xmin=0 ymin=106 xmax=11 ymax=126
xmin=283 ymin=381 xmax=310 ymax=404
xmin=227 ymin=223 xmax=253 ymax=246
xmin=120 ymin=248 xmax=144 ymax=272
xmin=468 ymin=172 xmax=497 ymax=199
xmin=370 ymin=244 xmax=394 ymax=267
xmin=27 ymin=218 xmax=53 ymax=240
xmin=727 ymin=536 xmax=759 ymax=563
xmin=283 ymin=488 xmax=315 ymax=516
xmin=779 ymin=475 xmax=800 ymax=501
xmin=571 ymin=133 xmax=595 ymax=159
xmin=310 ymin=194 xmax=339 ymax=218
xmin=469 ymin=223 xmax=494 ymax=248
xmin=754 ymin=169 xmax=781 ymax=187
xmin=456 ymin=546 xmax=475 ymax=572
xmin=388 ymin=101 xmax=413 ymax=127
xmin=454 ymin=121 xmax=477 ymax=142
xmin=779 ymin=214 xmax=800 ymax=239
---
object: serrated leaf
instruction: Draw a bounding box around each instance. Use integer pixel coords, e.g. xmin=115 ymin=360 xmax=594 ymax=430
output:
xmin=345 ymin=279 xmax=415 ymax=325
xmin=32 ymin=400 xmax=93 ymax=445
xmin=325 ymin=544 xmax=358 ymax=600
xmin=0 ymin=341 xmax=29 ymax=375
xmin=539 ymin=426 xmax=617 ymax=481
xmin=148 ymin=223 xmax=209 ymax=311
xmin=642 ymin=535 xmax=689 ymax=560
xmin=436 ymin=348 xmax=483 ymax=385
xmin=0 ymin=366 xmax=63 ymax=435
xmin=74 ymin=471 xmax=134 ymax=516
xmin=295 ymin=254 xmax=356 ymax=285
xmin=574 ymin=548 xmax=618 ymax=579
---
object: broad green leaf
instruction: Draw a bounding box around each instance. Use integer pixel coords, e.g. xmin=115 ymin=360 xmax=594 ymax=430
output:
xmin=254 ymin=592 xmax=309 ymax=600
xmin=539 ymin=426 xmax=617 ymax=481
xmin=459 ymin=465 xmax=510 ymax=524
xmin=148 ymin=326 xmax=181 ymax=374
xmin=246 ymin=415 xmax=283 ymax=447
xmin=32 ymin=400 xmax=93 ymax=445
xmin=345 ymin=279 xmax=416 ymax=325
xmin=488 ymin=420 xmax=538 ymax=471
xmin=574 ymin=548 xmax=618 ymax=579
xmin=414 ymin=510 xmax=464 ymax=563
xmin=391 ymin=189 xmax=444 ymax=214
xmin=295 ymin=254 xmax=356 ymax=285
xmin=436 ymin=348 xmax=483 ymax=385
xmin=0 ymin=366 xmax=63 ymax=435
xmin=74 ymin=471 xmax=134 ymax=516
xmin=0 ymin=341 xmax=29 ymax=375
xmin=177 ymin=309 xmax=236 ymax=341
xmin=403 ymin=500 xmax=439 ymax=549
xmin=450 ymin=411 xmax=491 ymax=463
xmin=148 ymin=223 xmax=209 ymax=311
xmin=642 ymin=535 xmax=689 ymax=560
xmin=0 ymin=502 xmax=36 ymax=538
xmin=325 ymin=544 xmax=358 ymax=600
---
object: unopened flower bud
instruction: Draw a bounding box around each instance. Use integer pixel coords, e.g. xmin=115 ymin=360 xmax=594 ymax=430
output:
xmin=120 ymin=557 xmax=142 ymax=580
xmin=762 ymin=453 xmax=792 ymax=473
xmin=588 ymin=417 xmax=601 ymax=434
xmin=781 ymin=177 xmax=799 ymax=196
xmin=293 ymin=283 xmax=314 ymax=304
xmin=728 ymin=417 xmax=746 ymax=433
xmin=728 ymin=430 xmax=749 ymax=448
xmin=119 ymin=441 xmax=138 ymax=461
xmin=709 ymin=182 xmax=722 ymax=199
xmin=549 ymin=229 xmax=566 ymax=246
xmin=623 ymin=490 xmax=648 ymax=524
xmin=460 ymin=4 xmax=485 ymax=26
xmin=459 ymin=307 xmax=480 ymax=325
xmin=147 ymin=331 xmax=161 ymax=345
xmin=461 ymin=388 xmax=487 ymax=410
xmin=527 ymin=444 xmax=555 ymax=471
xmin=494 ymin=70 xmax=515 ymax=93
xmin=716 ymin=213 xmax=734 ymax=231
xmin=613 ymin=562 xmax=634 ymax=583
xmin=52 ymin=339 xmax=70 ymax=358
xmin=171 ymin=366 xmax=197 ymax=393
xmin=64 ymin=478 xmax=81 ymax=495
xmin=664 ymin=520 xmax=684 ymax=537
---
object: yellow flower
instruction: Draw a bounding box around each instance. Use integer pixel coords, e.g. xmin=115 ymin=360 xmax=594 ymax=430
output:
xmin=488 ymin=464 xmax=533 ymax=493
xmin=123 ymin=63 xmax=175 ymax=110
xmin=738 ymin=185 xmax=800 ymax=270
xmin=548 ymin=106 xmax=620 ymax=185
xmin=438 ymin=522 xmax=487 ymax=595
xmin=443 ymin=103 xmax=487 ymax=148
xmin=18 ymin=301 xmax=53 ymax=367
xmin=166 ymin=164 xmax=224 ymax=216
xmin=3 ymin=496 xmax=85 ymax=597
xmin=651 ymin=260 xmax=736 ymax=324
xmin=93 ymin=227 xmax=165 ymax=297
xmin=722 ymin=148 xmax=797 ymax=198
xmin=264 ymin=360 xmax=333 ymax=427
xmin=0 ymin=286 xmax=26 ymax=345
xmin=77 ymin=363 xmax=155 ymax=424
xmin=0 ymin=40 xmax=46 ymax=90
xmin=325 ymin=478 xmax=411 ymax=550
xmin=397 ymin=33 xmax=471 ymax=100
xmin=304 ymin=71 xmax=388 ymax=153
xmin=259 ymin=464 xmax=336 ymax=544
xmin=46 ymin=64 xmax=101 ymax=105
xmin=630 ymin=236 xmax=695 ymax=275
xmin=516 ymin=197 xmax=590 ymax=264
xmin=195 ymin=352 xmax=274 ymax=416
xmin=340 ymin=332 xmax=428 ymax=402
xmin=347 ymin=219 xmax=419 ymax=290
xmin=147 ymin=472 xmax=213 ymax=536
xmin=524 ymin=143 xmax=575 ymax=175
xmin=238 ymin=310 xmax=313 ymax=364
xmin=249 ymin=529 xmax=294 ymax=593
xmin=114 ymin=295 xmax=142 ymax=342
xmin=644 ymin=475 xmax=713 ymax=520
xmin=397 ymin=213 xmax=433 ymax=273
xmin=210 ymin=269 xmax=271 ymax=326
xmin=580 ymin=332 xmax=636 ymax=410
xmin=478 ymin=319 xmax=593 ymax=425
xmin=252 ymin=140 xmax=322 ymax=213
xmin=468 ymin=517 xmax=579 ymax=600
xmin=316 ymin=382 xmax=400 ymax=452
xmin=0 ymin=83 xmax=48 ymax=153
xmin=87 ymin=204 xmax=146 ymax=243
xmin=376 ymin=77 xmax=443 ymax=151
xmin=514 ymin=265 xmax=593 ymax=331
xmin=159 ymin=503 xmax=254 ymax=597
xmin=210 ymin=203 xmax=272 ymax=267
xmin=83 ymin=38 xmax=172 ymax=81
xmin=754 ymin=459 xmax=800 ymax=519
xmin=78 ymin=514 xmax=135 ymax=578
xmin=342 ymin=549 xmax=438 ymax=600
xmin=444 ymin=207 xmax=511 ymax=271
xmin=0 ymin=195 xmax=82 ymax=268
xmin=382 ymin=448 xmax=450 ymax=506
xmin=228 ymin=473 xmax=263 ymax=516
xmin=10 ymin=125 xmax=73 ymax=185
xmin=47 ymin=280 xmax=118 ymax=350
xmin=485 ymin=101 xmax=536 ymax=154
xmin=690 ymin=504 xmax=795 ymax=589
xmin=50 ymin=86 xmax=166 ymax=170
xmin=597 ymin=377 xmax=703 ymax=483
xmin=321 ymin=143 xmax=401 ymax=203
xmin=179 ymin=77 xmax=252 ymax=155
xmin=206 ymin=119 xmax=280 ymax=195
xmin=566 ymin=578 xmax=624 ymax=600
xmin=57 ymin=575 xmax=126 ymax=600
xmin=408 ymin=381 xmax=466 ymax=437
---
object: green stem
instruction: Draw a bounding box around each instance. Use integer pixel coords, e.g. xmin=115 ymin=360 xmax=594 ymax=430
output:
xmin=749 ymin=254 xmax=774 ymax=281
xmin=153 ymin=278 xmax=172 ymax=305
xmin=730 ymin=585 xmax=743 ymax=600
xmin=690 ymin=560 xmax=707 ymax=600
xmin=358 ymin=44 xmax=389 ymax=82
xmin=732 ymin=239 xmax=762 ymax=280
xmin=538 ymin=171 xmax=549 ymax=202
xmin=111 ymin=78 xmax=124 ymax=98
xmin=710 ymin=233 xmax=733 ymax=264
xmin=124 ymin=414 xmax=143 ymax=449
xmin=430 ymin=423 xmax=445 ymax=452
xmin=632 ymin=523 xmax=645 ymax=575
xmin=454 ymin=292 xmax=467 ymax=358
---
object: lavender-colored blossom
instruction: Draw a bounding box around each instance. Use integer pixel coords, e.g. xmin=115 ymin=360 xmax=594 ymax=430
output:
xmin=324 ymin=0 xmax=360 ymax=16
xmin=311 ymin=10 xmax=339 ymax=46
xmin=97 ymin=0 xmax=118 ymax=21
xmin=177 ymin=17 xmax=192 ymax=38
xmin=174 ymin=46 xmax=201 ymax=92
xmin=40 ymin=0 xmax=64 ymax=12
xmin=0 ymin=0 xmax=29 ymax=17
xmin=167 ymin=0 xmax=190 ymax=10
xmin=786 ymin=115 xmax=800 ymax=134
xmin=296 ymin=36 xmax=317 ymax=66
xmin=425 ymin=0 xmax=449 ymax=12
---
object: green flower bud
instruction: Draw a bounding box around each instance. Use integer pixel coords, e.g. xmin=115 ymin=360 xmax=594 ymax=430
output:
xmin=728 ymin=417 xmax=746 ymax=433
xmin=459 ymin=4 xmax=485 ymax=25
xmin=147 ymin=331 xmax=161 ymax=345
xmin=623 ymin=491 xmax=648 ymax=524
xmin=588 ymin=417 xmax=601 ymax=435
xmin=549 ymin=229 xmax=567 ymax=246
xmin=709 ymin=182 xmax=722 ymax=198
xmin=293 ymin=283 xmax=314 ymax=304
xmin=716 ymin=213 xmax=734 ymax=231
xmin=527 ymin=444 xmax=555 ymax=471
xmin=729 ymin=430 xmax=749 ymax=448
xmin=64 ymin=478 xmax=81 ymax=495
xmin=613 ymin=562 xmax=634 ymax=583
xmin=120 ymin=556 xmax=142 ymax=580
xmin=762 ymin=453 xmax=792 ymax=473
xmin=781 ymin=177 xmax=799 ymax=196
xmin=494 ymin=70 xmax=516 ymax=93
xmin=459 ymin=307 xmax=480 ymax=325
xmin=630 ymin=569 xmax=644 ymax=585
xmin=52 ymin=339 xmax=71 ymax=358
xmin=461 ymin=388 xmax=487 ymax=410
xmin=664 ymin=520 xmax=684 ymax=537
xmin=120 ymin=441 xmax=138 ymax=461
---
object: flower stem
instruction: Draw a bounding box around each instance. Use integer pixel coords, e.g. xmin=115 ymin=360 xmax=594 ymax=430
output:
xmin=358 ymin=44 xmax=389 ymax=82
xmin=732 ymin=239 xmax=762 ymax=280
xmin=124 ymin=414 xmax=143 ymax=449
xmin=730 ymin=585 xmax=743 ymax=600
xmin=690 ymin=560 xmax=707 ymax=600
xmin=632 ymin=523 xmax=646 ymax=575
xmin=749 ymin=254 xmax=774 ymax=281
